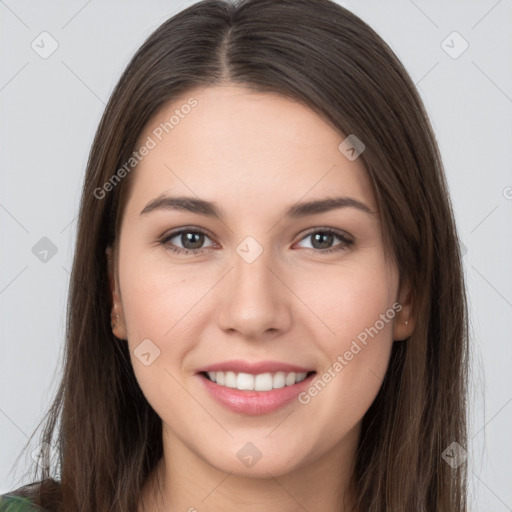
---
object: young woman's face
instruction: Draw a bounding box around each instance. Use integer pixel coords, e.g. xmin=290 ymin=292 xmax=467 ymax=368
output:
xmin=110 ymin=85 xmax=412 ymax=478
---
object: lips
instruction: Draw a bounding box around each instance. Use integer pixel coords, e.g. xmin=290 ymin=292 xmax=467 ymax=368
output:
xmin=196 ymin=359 xmax=313 ymax=375
xmin=195 ymin=359 xmax=317 ymax=415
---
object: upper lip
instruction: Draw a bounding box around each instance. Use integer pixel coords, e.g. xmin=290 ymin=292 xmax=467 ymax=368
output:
xmin=196 ymin=359 xmax=315 ymax=375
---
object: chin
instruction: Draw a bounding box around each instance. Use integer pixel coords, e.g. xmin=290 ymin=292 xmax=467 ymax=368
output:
xmin=199 ymin=436 xmax=312 ymax=478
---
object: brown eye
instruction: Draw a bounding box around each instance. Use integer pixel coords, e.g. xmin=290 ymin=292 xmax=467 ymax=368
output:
xmin=296 ymin=229 xmax=353 ymax=253
xmin=160 ymin=229 xmax=215 ymax=255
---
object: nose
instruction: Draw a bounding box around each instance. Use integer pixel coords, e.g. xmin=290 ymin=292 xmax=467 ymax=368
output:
xmin=216 ymin=247 xmax=293 ymax=340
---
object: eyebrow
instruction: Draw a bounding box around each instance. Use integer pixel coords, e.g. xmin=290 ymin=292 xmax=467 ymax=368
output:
xmin=139 ymin=194 xmax=375 ymax=219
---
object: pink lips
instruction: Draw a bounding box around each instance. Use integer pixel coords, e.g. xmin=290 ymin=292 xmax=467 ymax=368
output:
xmin=195 ymin=359 xmax=316 ymax=416
xmin=196 ymin=359 xmax=313 ymax=375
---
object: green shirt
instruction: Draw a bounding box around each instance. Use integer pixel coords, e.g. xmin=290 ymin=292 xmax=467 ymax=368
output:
xmin=0 ymin=495 xmax=44 ymax=512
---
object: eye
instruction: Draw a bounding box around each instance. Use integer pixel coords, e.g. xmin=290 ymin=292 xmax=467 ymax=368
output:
xmin=159 ymin=228 xmax=216 ymax=255
xmin=295 ymin=228 xmax=354 ymax=254
xmin=159 ymin=227 xmax=354 ymax=256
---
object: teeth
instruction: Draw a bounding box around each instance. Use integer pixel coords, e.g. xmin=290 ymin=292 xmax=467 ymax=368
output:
xmin=273 ymin=371 xmax=286 ymax=389
xmin=205 ymin=371 xmax=309 ymax=391
xmin=285 ymin=372 xmax=297 ymax=386
xmin=254 ymin=373 xmax=273 ymax=391
xmin=225 ymin=371 xmax=237 ymax=388
xmin=237 ymin=372 xmax=254 ymax=390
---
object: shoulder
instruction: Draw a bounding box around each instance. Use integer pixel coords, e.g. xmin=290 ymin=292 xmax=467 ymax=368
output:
xmin=0 ymin=494 xmax=49 ymax=512
xmin=0 ymin=479 xmax=60 ymax=512
xmin=0 ymin=494 xmax=45 ymax=511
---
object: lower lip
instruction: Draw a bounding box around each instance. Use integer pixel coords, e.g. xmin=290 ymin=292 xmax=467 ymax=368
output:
xmin=197 ymin=372 xmax=316 ymax=415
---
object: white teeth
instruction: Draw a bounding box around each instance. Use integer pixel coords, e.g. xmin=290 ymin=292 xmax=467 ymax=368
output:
xmin=285 ymin=372 xmax=296 ymax=386
xmin=205 ymin=370 xmax=310 ymax=391
xmin=237 ymin=373 xmax=254 ymax=390
xmin=297 ymin=372 xmax=307 ymax=382
xmin=254 ymin=373 xmax=273 ymax=391
xmin=273 ymin=371 xmax=286 ymax=389
xmin=225 ymin=371 xmax=237 ymax=388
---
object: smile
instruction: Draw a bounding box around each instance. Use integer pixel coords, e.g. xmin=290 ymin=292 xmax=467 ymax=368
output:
xmin=196 ymin=364 xmax=317 ymax=415
xmin=203 ymin=370 xmax=311 ymax=391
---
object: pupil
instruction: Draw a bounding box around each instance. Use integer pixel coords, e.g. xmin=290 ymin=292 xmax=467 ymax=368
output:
xmin=183 ymin=232 xmax=204 ymax=249
xmin=313 ymin=232 xmax=333 ymax=249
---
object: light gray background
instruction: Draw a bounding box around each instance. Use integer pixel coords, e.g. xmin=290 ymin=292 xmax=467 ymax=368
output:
xmin=1 ymin=0 xmax=511 ymax=510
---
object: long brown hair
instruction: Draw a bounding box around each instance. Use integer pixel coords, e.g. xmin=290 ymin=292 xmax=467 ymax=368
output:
xmin=7 ymin=0 xmax=469 ymax=510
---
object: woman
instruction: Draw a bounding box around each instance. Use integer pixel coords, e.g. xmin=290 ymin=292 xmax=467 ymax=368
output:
xmin=1 ymin=0 xmax=469 ymax=510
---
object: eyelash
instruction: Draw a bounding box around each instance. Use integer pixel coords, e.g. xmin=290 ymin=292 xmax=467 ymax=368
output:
xmin=158 ymin=227 xmax=354 ymax=256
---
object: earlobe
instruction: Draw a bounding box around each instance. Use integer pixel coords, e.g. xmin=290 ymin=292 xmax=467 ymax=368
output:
xmin=393 ymin=278 xmax=415 ymax=341
xmin=106 ymin=246 xmax=128 ymax=340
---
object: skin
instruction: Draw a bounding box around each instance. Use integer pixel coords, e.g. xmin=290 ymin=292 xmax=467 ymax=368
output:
xmin=106 ymin=85 xmax=415 ymax=512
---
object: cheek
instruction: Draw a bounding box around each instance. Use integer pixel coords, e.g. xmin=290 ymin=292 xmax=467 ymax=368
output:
xmin=120 ymin=247 xmax=204 ymax=339
xmin=295 ymin=258 xmax=398 ymax=440
xmin=118 ymin=263 xmax=202 ymax=415
xmin=118 ymin=251 xmax=218 ymax=387
xmin=297 ymin=250 xmax=397 ymax=350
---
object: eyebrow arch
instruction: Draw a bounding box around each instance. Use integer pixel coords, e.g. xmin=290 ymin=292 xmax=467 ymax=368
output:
xmin=139 ymin=194 xmax=376 ymax=219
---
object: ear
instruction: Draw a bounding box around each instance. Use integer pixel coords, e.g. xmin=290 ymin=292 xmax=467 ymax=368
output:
xmin=106 ymin=246 xmax=128 ymax=340
xmin=393 ymin=277 xmax=415 ymax=341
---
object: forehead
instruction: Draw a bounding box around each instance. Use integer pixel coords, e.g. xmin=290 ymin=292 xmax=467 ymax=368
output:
xmin=125 ymin=85 xmax=376 ymax=217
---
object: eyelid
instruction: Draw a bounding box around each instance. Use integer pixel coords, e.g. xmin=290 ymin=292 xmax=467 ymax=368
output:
xmin=161 ymin=225 xmax=212 ymax=236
